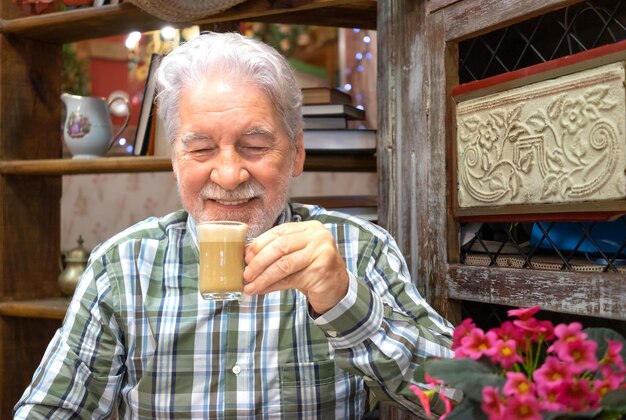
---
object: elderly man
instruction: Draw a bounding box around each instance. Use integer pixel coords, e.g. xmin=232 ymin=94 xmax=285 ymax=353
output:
xmin=15 ymin=32 xmax=454 ymax=419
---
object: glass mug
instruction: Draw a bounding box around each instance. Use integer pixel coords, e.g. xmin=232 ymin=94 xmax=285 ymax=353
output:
xmin=197 ymin=221 xmax=248 ymax=300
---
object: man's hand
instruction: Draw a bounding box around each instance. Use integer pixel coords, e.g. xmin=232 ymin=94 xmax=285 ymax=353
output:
xmin=243 ymin=220 xmax=349 ymax=315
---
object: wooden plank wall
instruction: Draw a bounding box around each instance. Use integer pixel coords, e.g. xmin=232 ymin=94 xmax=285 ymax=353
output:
xmin=378 ymin=0 xmax=459 ymax=321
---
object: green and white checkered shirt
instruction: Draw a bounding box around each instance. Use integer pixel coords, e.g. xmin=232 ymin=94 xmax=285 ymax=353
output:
xmin=14 ymin=203 xmax=454 ymax=419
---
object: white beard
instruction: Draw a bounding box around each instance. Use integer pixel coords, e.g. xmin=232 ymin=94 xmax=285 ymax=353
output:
xmin=179 ymin=174 xmax=293 ymax=241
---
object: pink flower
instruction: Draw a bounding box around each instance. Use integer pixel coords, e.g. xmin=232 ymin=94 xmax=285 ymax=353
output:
xmin=548 ymin=322 xmax=587 ymax=354
xmin=409 ymin=384 xmax=432 ymax=417
xmin=503 ymin=394 xmax=542 ymax=420
xmin=503 ymin=372 xmax=535 ymax=396
xmin=436 ymin=307 xmax=626 ymax=419
xmin=492 ymin=320 xmax=525 ymax=348
xmin=481 ymin=386 xmax=505 ymax=419
xmin=594 ymin=376 xmax=622 ymax=398
xmin=439 ymin=391 xmax=454 ymax=420
xmin=424 ymin=373 xmax=445 ymax=387
xmin=601 ymin=363 xmax=625 ymax=385
xmin=486 ymin=339 xmax=523 ymax=369
xmin=536 ymin=381 xmax=568 ymax=412
xmin=452 ymin=318 xmax=476 ymax=350
xmin=602 ymin=339 xmax=626 ymax=371
xmin=459 ymin=329 xmax=498 ymax=360
xmin=557 ymin=339 xmax=598 ymax=375
xmin=559 ymin=378 xmax=599 ymax=411
xmin=533 ymin=356 xmax=572 ymax=385
xmin=513 ymin=318 xmax=554 ymax=342
xmin=507 ymin=306 xmax=541 ymax=320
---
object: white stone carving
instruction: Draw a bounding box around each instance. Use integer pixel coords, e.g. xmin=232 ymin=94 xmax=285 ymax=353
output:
xmin=456 ymin=62 xmax=626 ymax=208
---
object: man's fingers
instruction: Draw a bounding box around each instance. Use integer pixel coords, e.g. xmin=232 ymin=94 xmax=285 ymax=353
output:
xmin=245 ymin=228 xmax=309 ymax=277
xmin=244 ymin=247 xmax=311 ymax=294
xmin=246 ymin=222 xmax=310 ymax=261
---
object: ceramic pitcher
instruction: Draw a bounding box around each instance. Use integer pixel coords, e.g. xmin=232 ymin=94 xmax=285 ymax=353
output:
xmin=61 ymin=93 xmax=131 ymax=159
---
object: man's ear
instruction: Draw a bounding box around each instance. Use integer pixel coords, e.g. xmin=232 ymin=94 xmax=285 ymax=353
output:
xmin=292 ymin=130 xmax=305 ymax=177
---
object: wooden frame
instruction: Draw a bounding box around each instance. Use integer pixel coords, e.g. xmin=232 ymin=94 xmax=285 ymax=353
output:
xmin=451 ymin=40 xmax=626 ymax=221
xmin=378 ymin=0 xmax=624 ymax=324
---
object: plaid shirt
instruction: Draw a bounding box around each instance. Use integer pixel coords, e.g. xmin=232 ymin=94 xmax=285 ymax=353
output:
xmin=15 ymin=203 xmax=454 ymax=419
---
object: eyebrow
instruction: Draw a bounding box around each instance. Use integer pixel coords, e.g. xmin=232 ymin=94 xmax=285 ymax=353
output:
xmin=179 ymin=126 xmax=275 ymax=145
xmin=242 ymin=126 xmax=274 ymax=137
xmin=180 ymin=132 xmax=211 ymax=145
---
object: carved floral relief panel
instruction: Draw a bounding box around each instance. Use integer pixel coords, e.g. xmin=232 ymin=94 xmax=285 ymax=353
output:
xmin=456 ymin=62 xmax=626 ymax=208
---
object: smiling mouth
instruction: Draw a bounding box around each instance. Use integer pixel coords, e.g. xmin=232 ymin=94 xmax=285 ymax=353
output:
xmin=211 ymin=197 xmax=256 ymax=206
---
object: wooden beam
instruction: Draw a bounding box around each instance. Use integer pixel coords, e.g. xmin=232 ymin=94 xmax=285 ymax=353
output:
xmin=0 ymin=0 xmax=376 ymax=43
xmin=447 ymin=264 xmax=626 ymax=320
xmin=427 ymin=0 xmax=462 ymax=14
xmin=442 ymin=0 xmax=581 ymax=42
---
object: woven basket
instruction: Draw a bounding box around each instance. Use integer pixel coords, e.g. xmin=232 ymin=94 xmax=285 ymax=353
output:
xmin=127 ymin=0 xmax=248 ymax=23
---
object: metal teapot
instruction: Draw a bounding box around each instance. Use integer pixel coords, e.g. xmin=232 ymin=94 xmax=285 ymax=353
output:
xmin=58 ymin=236 xmax=90 ymax=297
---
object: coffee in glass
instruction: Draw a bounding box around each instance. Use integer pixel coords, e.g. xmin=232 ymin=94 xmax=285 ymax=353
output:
xmin=197 ymin=221 xmax=248 ymax=300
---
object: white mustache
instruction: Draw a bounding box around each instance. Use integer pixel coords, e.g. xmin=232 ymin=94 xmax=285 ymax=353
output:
xmin=200 ymin=181 xmax=265 ymax=201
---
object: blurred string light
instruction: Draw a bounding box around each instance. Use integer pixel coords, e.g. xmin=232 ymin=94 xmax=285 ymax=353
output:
xmin=121 ymin=26 xmax=199 ymax=154
xmin=343 ymin=28 xmax=375 ymax=127
xmin=125 ymin=26 xmax=200 ymax=82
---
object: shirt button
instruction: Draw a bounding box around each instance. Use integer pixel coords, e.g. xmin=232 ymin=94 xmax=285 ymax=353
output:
xmin=327 ymin=330 xmax=338 ymax=338
xmin=232 ymin=364 xmax=241 ymax=375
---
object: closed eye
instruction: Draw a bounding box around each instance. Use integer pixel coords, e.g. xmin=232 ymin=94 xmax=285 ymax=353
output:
xmin=190 ymin=147 xmax=216 ymax=156
xmin=239 ymin=145 xmax=269 ymax=157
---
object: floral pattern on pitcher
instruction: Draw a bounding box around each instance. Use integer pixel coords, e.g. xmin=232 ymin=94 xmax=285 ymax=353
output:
xmin=66 ymin=111 xmax=92 ymax=139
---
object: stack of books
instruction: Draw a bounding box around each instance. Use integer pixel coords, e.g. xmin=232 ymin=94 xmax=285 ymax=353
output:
xmin=301 ymin=87 xmax=375 ymax=153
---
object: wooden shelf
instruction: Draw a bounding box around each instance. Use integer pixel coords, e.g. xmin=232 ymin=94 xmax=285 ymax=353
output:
xmin=292 ymin=194 xmax=377 ymax=208
xmin=0 ymin=153 xmax=376 ymax=175
xmin=455 ymin=201 xmax=626 ymax=223
xmin=0 ymin=156 xmax=172 ymax=175
xmin=0 ymin=0 xmax=376 ymax=44
xmin=0 ymin=298 xmax=68 ymax=320
xmin=447 ymin=264 xmax=625 ymax=321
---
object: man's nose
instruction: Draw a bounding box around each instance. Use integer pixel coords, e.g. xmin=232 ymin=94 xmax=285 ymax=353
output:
xmin=210 ymin=150 xmax=250 ymax=190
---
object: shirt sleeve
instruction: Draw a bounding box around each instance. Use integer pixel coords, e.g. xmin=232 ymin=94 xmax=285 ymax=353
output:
xmin=312 ymin=229 xmax=456 ymax=415
xmin=13 ymin=254 xmax=125 ymax=419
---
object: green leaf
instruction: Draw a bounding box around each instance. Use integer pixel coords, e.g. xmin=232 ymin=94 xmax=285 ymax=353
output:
xmin=584 ymin=327 xmax=626 ymax=364
xmin=413 ymin=361 xmax=427 ymax=384
xmin=602 ymin=388 xmax=626 ymax=412
xmin=425 ymin=359 xmax=505 ymax=402
xmin=548 ymin=409 xmax=603 ymax=419
xmin=446 ymin=397 xmax=488 ymax=420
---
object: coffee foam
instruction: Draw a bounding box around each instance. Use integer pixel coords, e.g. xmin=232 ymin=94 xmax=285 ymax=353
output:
xmin=197 ymin=222 xmax=248 ymax=241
